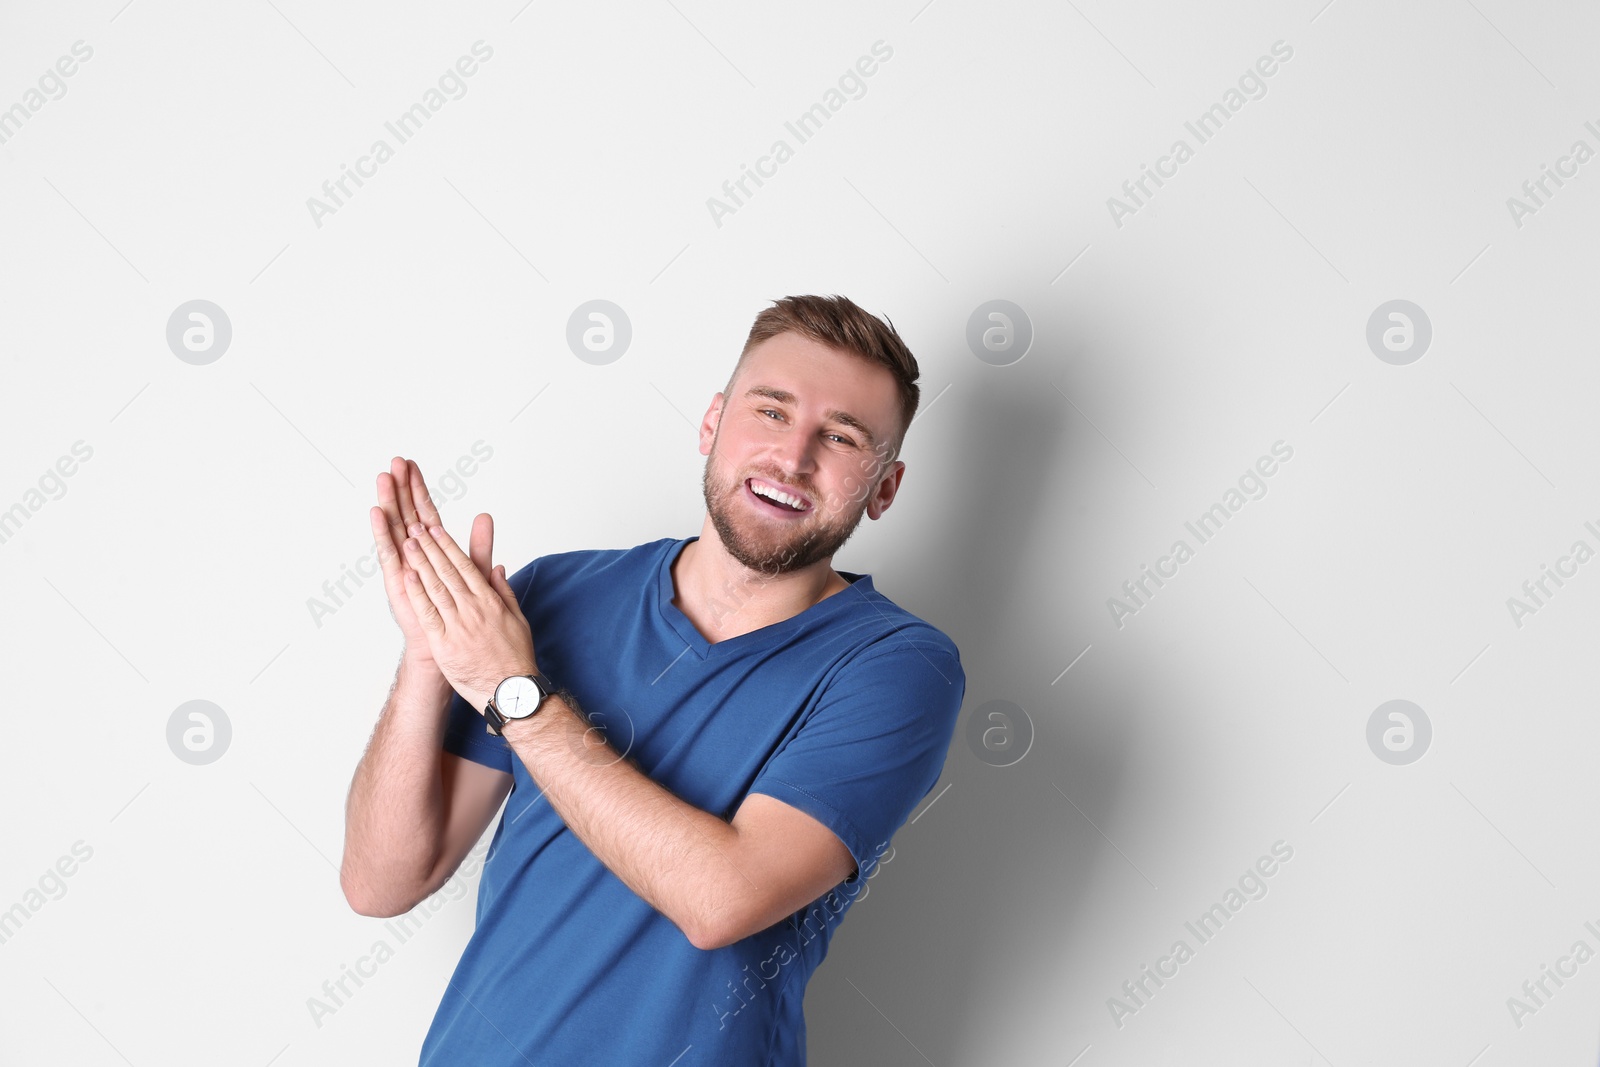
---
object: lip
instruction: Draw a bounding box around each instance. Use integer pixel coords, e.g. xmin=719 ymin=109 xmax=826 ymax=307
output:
xmin=744 ymin=477 xmax=812 ymax=518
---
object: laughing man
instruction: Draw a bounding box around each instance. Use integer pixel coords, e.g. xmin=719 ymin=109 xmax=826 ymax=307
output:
xmin=340 ymin=294 xmax=967 ymax=1064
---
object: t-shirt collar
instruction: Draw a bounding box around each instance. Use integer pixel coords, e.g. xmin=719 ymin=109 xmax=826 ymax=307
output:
xmin=655 ymin=536 xmax=871 ymax=659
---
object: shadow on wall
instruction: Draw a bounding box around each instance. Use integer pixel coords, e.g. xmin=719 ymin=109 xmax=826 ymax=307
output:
xmin=804 ymin=311 xmax=1152 ymax=1063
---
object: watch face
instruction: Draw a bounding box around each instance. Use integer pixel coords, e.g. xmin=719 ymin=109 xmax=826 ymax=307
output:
xmin=493 ymin=676 xmax=542 ymax=719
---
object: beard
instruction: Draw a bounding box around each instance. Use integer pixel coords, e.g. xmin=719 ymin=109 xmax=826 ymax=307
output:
xmin=700 ymin=433 xmax=870 ymax=577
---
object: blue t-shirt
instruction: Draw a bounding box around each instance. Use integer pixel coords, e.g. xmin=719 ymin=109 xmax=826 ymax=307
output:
xmin=417 ymin=535 xmax=965 ymax=1066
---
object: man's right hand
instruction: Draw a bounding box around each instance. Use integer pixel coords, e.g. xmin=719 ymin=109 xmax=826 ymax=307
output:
xmin=371 ymin=456 xmax=499 ymax=673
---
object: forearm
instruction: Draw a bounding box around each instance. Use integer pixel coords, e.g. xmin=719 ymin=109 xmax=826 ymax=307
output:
xmin=501 ymin=692 xmax=752 ymax=948
xmin=341 ymin=656 xmax=456 ymax=913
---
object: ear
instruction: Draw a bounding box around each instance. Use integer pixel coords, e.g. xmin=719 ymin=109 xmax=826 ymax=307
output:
xmin=699 ymin=393 xmax=724 ymax=457
xmin=865 ymin=460 xmax=905 ymax=520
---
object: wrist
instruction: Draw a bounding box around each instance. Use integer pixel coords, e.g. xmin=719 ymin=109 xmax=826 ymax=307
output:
xmin=499 ymin=688 xmax=569 ymax=743
xmin=397 ymin=655 xmax=451 ymax=694
xmin=487 ymin=662 xmax=542 ymax=699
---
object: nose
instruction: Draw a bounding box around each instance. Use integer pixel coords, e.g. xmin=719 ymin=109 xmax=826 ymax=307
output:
xmin=767 ymin=421 xmax=818 ymax=482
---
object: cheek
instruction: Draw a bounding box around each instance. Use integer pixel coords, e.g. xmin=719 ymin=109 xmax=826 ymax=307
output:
xmin=710 ymin=432 xmax=748 ymax=465
xmin=827 ymin=470 xmax=871 ymax=510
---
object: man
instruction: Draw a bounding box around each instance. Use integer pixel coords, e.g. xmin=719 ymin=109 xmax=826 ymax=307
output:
xmin=340 ymin=294 xmax=966 ymax=1064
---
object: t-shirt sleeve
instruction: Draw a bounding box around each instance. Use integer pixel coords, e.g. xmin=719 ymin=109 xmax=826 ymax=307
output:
xmin=440 ymin=554 xmax=541 ymax=775
xmin=746 ymin=640 xmax=966 ymax=879
xmin=442 ymin=688 xmax=512 ymax=773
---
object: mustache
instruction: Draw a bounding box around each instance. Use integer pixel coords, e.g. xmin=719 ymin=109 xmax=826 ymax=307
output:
xmin=711 ymin=455 xmax=817 ymax=501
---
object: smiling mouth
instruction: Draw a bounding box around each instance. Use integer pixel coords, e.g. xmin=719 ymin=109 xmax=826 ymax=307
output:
xmin=745 ymin=478 xmax=810 ymax=515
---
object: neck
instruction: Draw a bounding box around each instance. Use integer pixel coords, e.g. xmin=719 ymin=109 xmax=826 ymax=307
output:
xmin=674 ymin=520 xmax=848 ymax=641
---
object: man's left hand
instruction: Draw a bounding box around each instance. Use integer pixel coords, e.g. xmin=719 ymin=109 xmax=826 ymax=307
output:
xmin=400 ymin=519 xmax=538 ymax=714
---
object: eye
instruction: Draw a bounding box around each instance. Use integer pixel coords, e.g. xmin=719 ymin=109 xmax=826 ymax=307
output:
xmin=828 ymin=433 xmax=857 ymax=446
xmin=759 ymin=408 xmax=784 ymax=420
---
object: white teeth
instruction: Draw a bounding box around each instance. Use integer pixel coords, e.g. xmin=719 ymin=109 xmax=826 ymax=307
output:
xmin=750 ymin=481 xmax=804 ymax=511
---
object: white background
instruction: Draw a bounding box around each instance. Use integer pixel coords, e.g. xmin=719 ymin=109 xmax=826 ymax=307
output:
xmin=2 ymin=0 xmax=1598 ymax=1064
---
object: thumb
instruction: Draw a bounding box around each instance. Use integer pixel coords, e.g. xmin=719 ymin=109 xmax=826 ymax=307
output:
xmin=469 ymin=512 xmax=494 ymax=579
xmin=491 ymin=565 xmax=519 ymax=611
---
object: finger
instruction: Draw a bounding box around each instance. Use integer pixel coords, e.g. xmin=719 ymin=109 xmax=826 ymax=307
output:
xmin=393 ymin=456 xmax=419 ymax=529
xmin=402 ymin=559 xmax=446 ymax=633
xmin=402 ymin=532 xmax=460 ymax=619
xmin=469 ymin=513 xmax=493 ymax=580
xmin=421 ymin=520 xmax=493 ymax=599
xmin=491 ymin=565 xmax=521 ymax=613
xmin=376 ymin=468 xmax=408 ymax=546
xmin=408 ymin=520 xmax=473 ymax=598
xmin=408 ymin=461 xmax=445 ymax=531
xmin=369 ymin=505 xmax=406 ymax=583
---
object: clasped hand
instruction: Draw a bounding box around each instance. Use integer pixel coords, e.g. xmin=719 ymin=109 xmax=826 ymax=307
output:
xmin=400 ymin=519 xmax=538 ymax=714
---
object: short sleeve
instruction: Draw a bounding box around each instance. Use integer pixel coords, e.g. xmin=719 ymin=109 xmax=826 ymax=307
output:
xmin=440 ymin=554 xmax=541 ymax=775
xmin=442 ymin=689 xmax=512 ymax=773
xmin=746 ymin=641 xmax=966 ymax=878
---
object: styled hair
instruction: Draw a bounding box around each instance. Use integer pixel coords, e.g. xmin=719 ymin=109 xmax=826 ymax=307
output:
xmin=724 ymin=294 xmax=921 ymax=461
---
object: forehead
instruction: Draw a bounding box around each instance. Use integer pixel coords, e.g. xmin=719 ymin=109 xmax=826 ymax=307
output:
xmin=733 ymin=332 xmax=899 ymax=432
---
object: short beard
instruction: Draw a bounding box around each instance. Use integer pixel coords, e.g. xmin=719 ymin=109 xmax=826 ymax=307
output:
xmin=701 ymin=435 xmax=869 ymax=578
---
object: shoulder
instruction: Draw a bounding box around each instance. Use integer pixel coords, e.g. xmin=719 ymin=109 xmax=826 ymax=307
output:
xmin=837 ymin=580 xmax=962 ymax=667
xmin=509 ymin=537 xmax=678 ymax=592
xmin=829 ymin=585 xmax=964 ymax=696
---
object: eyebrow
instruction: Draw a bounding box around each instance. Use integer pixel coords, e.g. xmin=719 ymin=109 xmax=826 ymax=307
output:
xmin=743 ymin=386 xmax=879 ymax=450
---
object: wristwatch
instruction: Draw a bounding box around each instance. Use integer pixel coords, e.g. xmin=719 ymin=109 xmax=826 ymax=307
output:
xmin=484 ymin=671 xmax=559 ymax=736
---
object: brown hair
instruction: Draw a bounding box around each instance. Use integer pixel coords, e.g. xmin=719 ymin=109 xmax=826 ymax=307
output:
xmin=725 ymin=294 xmax=921 ymax=462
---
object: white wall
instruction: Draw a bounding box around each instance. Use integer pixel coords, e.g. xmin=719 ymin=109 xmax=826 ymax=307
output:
xmin=2 ymin=0 xmax=1597 ymax=1063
